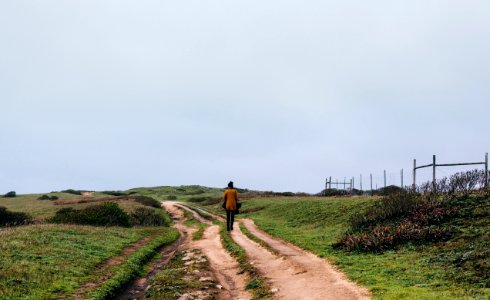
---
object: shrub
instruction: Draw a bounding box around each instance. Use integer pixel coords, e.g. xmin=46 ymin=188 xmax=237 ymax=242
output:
xmin=133 ymin=196 xmax=161 ymax=208
xmin=318 ymin=189 xmax=350 ymax=197
xmin=188 ymin=196 xmax=221 ymax=205
xmin=349 ymin=192 xmax=420 ymax=231
xmin=335 ymin=194 xmax=458 ymax=252
xmin=334 ymin=221 xmax=453 ymax=252
xmin=49 ymin=202 xmax=131 ymax=227
xmin=189 ymin=196 xmax=213 ymax=203
xmin=0 ymin=206 xmax=31 ymax=226
xmin=102 ymin=191 xmax=128 ymax=196
xmin=373 ymin=185 xmax=405 ymax=196
xmin=4 ymin=191 xmax=16 ymax=198
xmin=38 ymin=195 xmax=58 ymax=201
xmin=130 ymin=207 xmax=168 ymax=226
xmin=60 ymin=189 xmax=84 ymax=195
xmin=167 ymin=195 xmax=177 ymax=200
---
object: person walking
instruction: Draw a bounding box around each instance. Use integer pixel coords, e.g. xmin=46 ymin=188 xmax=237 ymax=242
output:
xmin=223 ymin=181 xmax=238 ymax=231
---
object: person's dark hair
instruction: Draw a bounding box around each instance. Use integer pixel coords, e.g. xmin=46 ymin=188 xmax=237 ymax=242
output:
xmin=228 ymin=181 xmax=234 ymax=188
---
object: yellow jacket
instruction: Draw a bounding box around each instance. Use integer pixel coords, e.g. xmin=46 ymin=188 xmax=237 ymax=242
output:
xmin=224 ymin=188 xmax=238 ymax=211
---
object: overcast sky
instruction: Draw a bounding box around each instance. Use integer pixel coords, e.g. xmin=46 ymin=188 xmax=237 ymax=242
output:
xmin=1 ymin=1 xmax=489 ymax=194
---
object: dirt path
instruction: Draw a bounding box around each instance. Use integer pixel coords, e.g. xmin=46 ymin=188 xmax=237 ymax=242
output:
xmin=164 ymin=202 xmax=251 ymax=300
xmin=182 ymin=204 xmax=371 ymax=300
xmin=235 ymin=219 xmax=372 ymax=300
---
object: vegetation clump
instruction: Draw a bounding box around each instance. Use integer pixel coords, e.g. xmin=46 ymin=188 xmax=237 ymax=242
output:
xmin=334 ymin=170 xmax=489 ymax=253
xmin=60 ymin=189 xmax=86 ymax=195
xmin=4 ymin=191 xmax=16 ymax=198
xmin=189 ymin=196 xmax=221 ymax=206
xmin=318 ymin=188 xmax=350 ymax=197
xmin=133 ymin=196 xmax=161 ymax=208
xmin=37 ymin=195 xmax=59 ymax=201
xmin=0 ymin=206 xmax=31 ymax=226
xmin=49 ymin=202 xmax=131 ymax=227
xmin=166 ymin=195 xmax=177 ymax=200
xmin=372 ymin=185 xmax=405 ymax=196
xmin=102 ymin=191 xmax=128 ymax=196
xmin=130 ymin=207 xmax=168 ymax=226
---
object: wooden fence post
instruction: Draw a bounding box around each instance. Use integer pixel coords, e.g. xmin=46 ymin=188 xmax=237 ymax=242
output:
xmin=485 ymin=153 xmax=488 ymax=189
xmin=433 ymin=155 xmax=436 ymax=192
xmin=370 ymin=173 xmax=373 ymax=194
xmin=401 ymin=168 xmax=404 ymax=189
xmin=413 ymin=159 xmax=416 ymax=190
xmin=384 ymin=170 xmax=386 ymax=188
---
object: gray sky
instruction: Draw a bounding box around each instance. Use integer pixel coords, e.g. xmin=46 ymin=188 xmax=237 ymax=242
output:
xmin=1 ymin=1 xmax=489 ymax=194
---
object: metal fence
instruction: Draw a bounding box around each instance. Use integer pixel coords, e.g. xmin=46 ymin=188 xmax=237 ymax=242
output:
xmin=413 ymin=153 xmax=488 ymax=191
xmin=325 ymin=152 xmax=489 ymax=193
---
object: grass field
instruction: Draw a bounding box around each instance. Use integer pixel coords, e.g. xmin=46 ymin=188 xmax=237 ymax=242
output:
xmin=195 ymin=195 xmax=489 ymax=299
xmin=0 ymin=224 xmax=178 ymax=299
xmin=0 ymin=189 xmax=180 ymax=299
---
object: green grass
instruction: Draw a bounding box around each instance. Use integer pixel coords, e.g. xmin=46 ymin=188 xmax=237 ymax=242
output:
xmin=201 ymin=196 xmax=489 ymax=299
xmin=0 ymin=224 xmax=177 ymax=299
xmin=219 ymin=223 xmax=272 ymax=299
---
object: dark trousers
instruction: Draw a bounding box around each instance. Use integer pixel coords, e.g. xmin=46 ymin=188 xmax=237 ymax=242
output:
xmin=226 ymin=210 xmax=235 ymax=231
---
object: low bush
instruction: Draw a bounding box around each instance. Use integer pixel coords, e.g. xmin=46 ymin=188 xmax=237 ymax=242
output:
xmin=4 ymin=191 xmax=16 ymax=198
xmin=0 ymin=206 xmax=31 ymax=226
xmin=130 ymin=207 xmax=168 ymax=226
xmin=188 ymin=196 xmax=221 ymax=206
xmin=133 ymin=196 xmax=161 ymax=208
xmin=49 ymin=202 xmax=131 ymax=227
xmin=37 ymin=195 xmax=58 ymax=201
xmin=60 ymin=189 xmax=84 ymax=195
xmin=318 ymin=189 xmax=350 ymax=197
xmin=188 ymin=196 xmax=213 ymax=203
xmin=102 ymin=191 xmax=128 ymax=196
xmin=349 ymin=192 xmax=420 ymax=231
xmin=167 ymin=195 xmax=177 ymax=200
xmin=372 ymin=185 xmax=405 ymax=196
xmin=335 ymin=194 xmax=458 ymax=252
